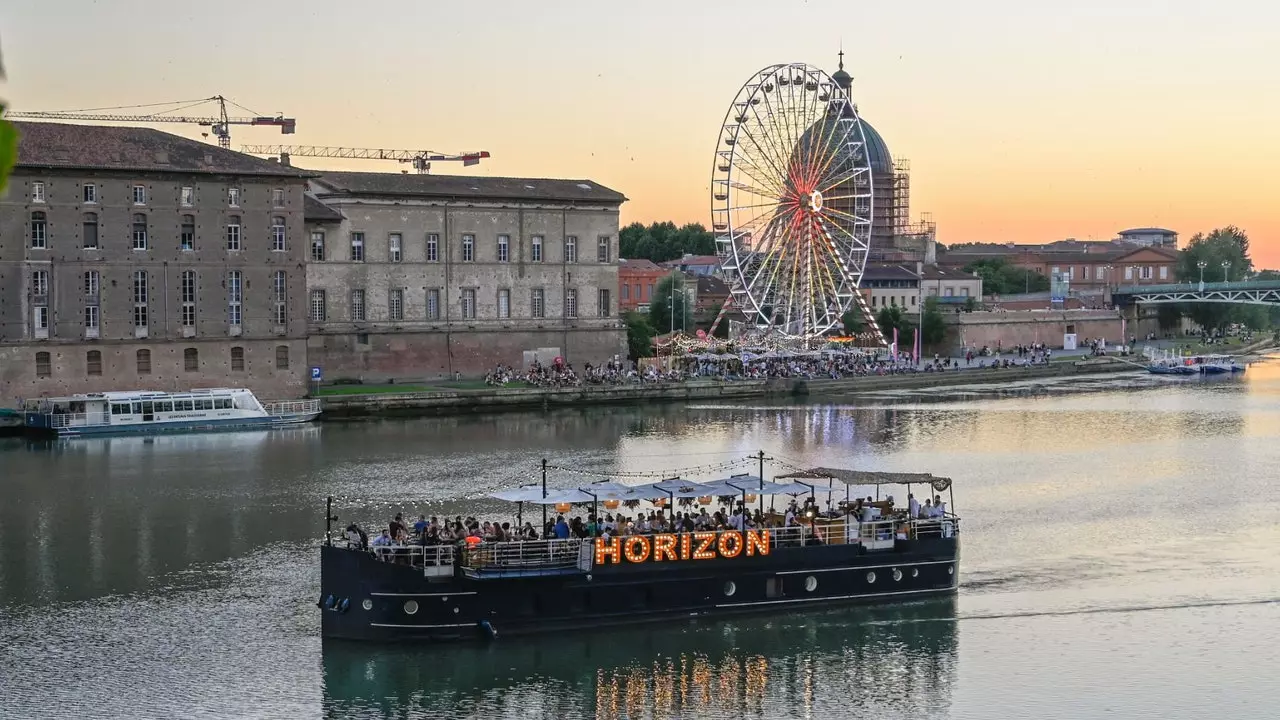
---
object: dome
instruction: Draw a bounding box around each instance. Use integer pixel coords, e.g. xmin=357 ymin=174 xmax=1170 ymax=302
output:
xmin=858 ymin=118 xmax=893 ymax=175
xmin=831 ymin=67 xmax=852 ymax=89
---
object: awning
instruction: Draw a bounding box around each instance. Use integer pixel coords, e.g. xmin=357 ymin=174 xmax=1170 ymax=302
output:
xmin=776 ymin=467 xmax=953 ymax=492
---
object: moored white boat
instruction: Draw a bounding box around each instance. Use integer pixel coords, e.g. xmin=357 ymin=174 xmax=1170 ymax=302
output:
xmin=22 ymin=388 xmax=321 ymax=437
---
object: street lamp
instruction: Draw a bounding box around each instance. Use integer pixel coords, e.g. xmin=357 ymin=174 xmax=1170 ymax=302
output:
xmin=1197 ymin=260 xmax=1207 ymax=291
xmin=1221 ymin=260 xmax=1231 ymax=283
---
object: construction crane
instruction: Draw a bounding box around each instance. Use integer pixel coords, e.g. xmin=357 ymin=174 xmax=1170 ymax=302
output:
xmin=6 ymin=96 xmax=295 ymax=148
xmin=240 ymin=145 xmax=490 ymax=174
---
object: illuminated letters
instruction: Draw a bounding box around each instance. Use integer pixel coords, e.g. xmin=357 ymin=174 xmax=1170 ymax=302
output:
xmin=717 ymin=531 xmax=744 ymax=558
xmin=623 ymin=535 xmax=652 ymax=563
xmin=692 ymin=532 xmax=717 ymax=560
xmin=679 ymin=533 xmax=692 ymax=560
xmin=745 ymin=529 xmax=771 ymax=556
xmin=594 ymin=537 xmax=621 ymax=565
xmin=653 ymin=533 xmax=678 ymax=561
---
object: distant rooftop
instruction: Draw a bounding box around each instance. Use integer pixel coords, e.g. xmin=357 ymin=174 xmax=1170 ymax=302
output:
xmin=12 ymin=121 xmax=311 ymax=177
xmin=618 ymin=258 xmax=665 ymax=272
xmin=312 ymin=171 xmax=627 ymax=204
xmin=1118 ymin=227 xmax=1177 ymax=236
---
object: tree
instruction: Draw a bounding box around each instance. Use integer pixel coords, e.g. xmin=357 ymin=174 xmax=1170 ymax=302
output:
xmin=1174 ymin=227 xmax=1254 ymax=331
xmin=0 ymin=38 xmax=16 ymax=195
xmin=841 ymin=309 xmax=863 ymax=335
xmin=624 ymin=312 xmax=656 ymax=361
xmin=920 ymin=297 xmax=947 ymax=346
xmin=648 ymin=274 xmax=694 ymax=334
xmin=620 ymin=221 xmax=715 ymax=262
xmin=962 ymin=258 xmax=1049 ymax=295
xmin=875 ymin=305 xmax=913 ymax=342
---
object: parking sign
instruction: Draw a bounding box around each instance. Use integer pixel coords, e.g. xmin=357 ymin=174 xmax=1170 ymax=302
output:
xmin=311 ymin=366 xmax=323 ymax=381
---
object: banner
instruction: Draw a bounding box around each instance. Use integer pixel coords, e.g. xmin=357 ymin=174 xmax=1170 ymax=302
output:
xmin=914 ymin=327 xmax=921 ymax=363
xmin=892 ymin=327 xmax=899 ymax=361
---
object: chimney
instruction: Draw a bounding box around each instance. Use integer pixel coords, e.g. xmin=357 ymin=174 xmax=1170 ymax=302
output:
xmin=279 ymin=152 xmax=291 ymax=167
xmin=916 ymin=261 xmax=923 ymax=277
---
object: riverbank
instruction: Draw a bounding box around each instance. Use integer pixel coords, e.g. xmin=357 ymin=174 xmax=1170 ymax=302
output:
xmin=319 ymin=357 xmax=1138 ymax=419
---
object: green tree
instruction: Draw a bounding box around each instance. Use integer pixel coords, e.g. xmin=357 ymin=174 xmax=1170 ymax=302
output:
xmin=962 ymin=258 xmax=1049 ymax=295
xmin=619 ymin=221 xmax=716 ymax=262
xmin=1175 ymin=227 xmax=1253 ymax=331
xmin=0 ymin=39 xmax=16 ymax=195
xmin=841 ymin=309 xmax=863 ymax=335
xmin=875 ymin=305 xmax=913 ymax=341
xmin=624 ymin=311 xmax=656 ymax=361
xmin=648 ymin=274 xmax=694 ymax=334
xmin=920 ymin=297 xmax=947 ymax=346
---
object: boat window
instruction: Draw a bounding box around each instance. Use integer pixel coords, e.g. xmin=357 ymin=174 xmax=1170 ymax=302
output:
xmin=158 ymin=401 xmax=174 ymax=413
xmin=132 ymin=402 xmax=142 ymax=414
xmin=200 ymin=399 xmax=214 ymax=410
xmin=111 ymin=403 xmax=129 ymax=415
xmin=216 ymin=398 xmax=231 ymax=409
xmin=185 ymin=400 xmax=196 ymax=411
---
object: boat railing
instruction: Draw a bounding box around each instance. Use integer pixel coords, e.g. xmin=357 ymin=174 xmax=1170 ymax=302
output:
xmin=461 ymin=538 xmax=586 ymax=572
xmin=369 ymin=543 xmax=456 ymax=578
xmin=47 ymin=411 xmax=110 ymax=428
xmin=264 ymin=399 xmax=321 ymax=416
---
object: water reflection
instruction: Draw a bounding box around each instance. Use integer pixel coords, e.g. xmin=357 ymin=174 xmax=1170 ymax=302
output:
xmin=321 ymin=599 xmax=958 ymax=720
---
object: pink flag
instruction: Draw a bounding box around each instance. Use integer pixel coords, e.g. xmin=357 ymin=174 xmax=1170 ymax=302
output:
xmin=914 ymin=327 xmax=921 ymax=363
xmin=893 ymin=326 xmax=900 ymax=361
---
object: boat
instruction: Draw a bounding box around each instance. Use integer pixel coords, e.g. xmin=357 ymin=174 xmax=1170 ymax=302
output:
xmin=1146 ymin=362 xmax=1196 ymax=376
xmin=22 ymin=388 xmax=321 ymax=437
xmin=319 ymin=463 xmax=960 ymax=643
xmin=1191 ymin=354 xmax=1245 ymax=374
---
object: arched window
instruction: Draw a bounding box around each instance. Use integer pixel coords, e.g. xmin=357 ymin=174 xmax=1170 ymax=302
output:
xmin=230 ymin=346 xmax=245 ymax=372
xmin=184 ymin=347 xmax=199 ymax=372
xmin=35 ymin=352 xmax=52 ymax=378
xmin=275 ymin=345 xmax=289 ymax=369
xmin=30 ymin=211 xmax=47 ymax=249
xmin=136 ymin=349 xmax=152 ymax=374
xmin=82 ymin=212 xmax=99 ymax=249
xmin=132 ymin=213 xmax=148 ymax=250
xmin=86 ymin=350 xmax=103 ymax=376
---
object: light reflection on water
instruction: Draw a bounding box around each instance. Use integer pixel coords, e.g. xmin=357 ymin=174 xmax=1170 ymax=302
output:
xmin=2 ymin=366 xmax=1280 ymax=718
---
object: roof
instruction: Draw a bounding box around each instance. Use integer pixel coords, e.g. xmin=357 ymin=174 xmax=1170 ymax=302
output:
xmin=618 ymin=258 xmax=665 ymax=272
xmin=11 ymin=121 xmax=311 ymax=178
xmin=304 ymin=194 xmax=344 ymax=223
xmin=662 ymin=255 xmax=722 ymax=268
xmin=858 ymin=119 xmax=894 ymax=174
xmin=1119 ymin=227 xmax=1176 ymax=236
xmin=312 ymin=171 xmax=627 ymax=204
xmin=861 ymin=264 xmax=919 ymax=281
xmin=695 ymin=274 xmax=731 ymax=296
xmin=776 ymin=467 xmax=953 ymax=490
xmin=920 ymin=264 xmax=978 ymax=281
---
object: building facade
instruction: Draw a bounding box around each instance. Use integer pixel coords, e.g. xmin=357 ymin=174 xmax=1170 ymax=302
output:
xmin=1117 ymin=227 xmax=1177 ymax=249
xmin=0 ymin=122 xmax=312 ymax=408
xmin=304 ymin=172 xmax=627 ymax=380
xmin=618 ymin=258 xmax=668 ymax=313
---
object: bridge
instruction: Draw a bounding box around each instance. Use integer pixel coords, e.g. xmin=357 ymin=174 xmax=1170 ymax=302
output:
xmin=1112 ymin=280 xmax=1280 ymax=307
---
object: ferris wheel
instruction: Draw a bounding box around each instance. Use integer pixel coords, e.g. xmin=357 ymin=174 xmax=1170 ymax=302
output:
xmin=711 ymin=62 xmax=881 ymax=345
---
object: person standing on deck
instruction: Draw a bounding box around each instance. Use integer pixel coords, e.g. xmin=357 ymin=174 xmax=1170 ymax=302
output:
xmin=908 ymin=494 xmax=920 ymax=518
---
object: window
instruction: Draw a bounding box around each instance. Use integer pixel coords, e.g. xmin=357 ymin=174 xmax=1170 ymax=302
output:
xmin=30 ymin=211 xmax=47 ymax=249
xmin=426 ymin=233 xmax=439 ymax=262
xmin=184 ymin=348 xmax=199 ymax=372
xmin=647 ymin=283 xmax=654 ymax=300
xmin=226 ymin=217 xmax=241 ymax=251
xmin=310 ymin=231 xmax=325 ymax=261
xmin=622 ymin=284 xmax=630 ymax=300
xmin=461 ymin=234 xmax=475 ymax=262
xmin=271 ymin=216 xmax=286 ymax=252
xmin=32 ymin=181 xmax=45 ymax=203
xmin=133 ymin=185 xmax=147 ymax=205
xmin=32 ymin=269 xmax=49 ymax=297
xmin=231 ymin=346 xmax=245 ymax=371
xmin=389 ymin=233 xmax=402 ymax=263
xmin=36 ymin=352 xmax=51 ymax=378
xmin=497 ymin=234 xmax=510 ymax=263
xmin=273 ymin=271 xmax=287 ymax=325
xmin=1160 ymin=266 xmax=1169 ymax=280
xmin=133 ymin=349 xmax=151 ymax=375
xmin=33 ymin=306 xmax=50 ymax=334
xmin=1141 ymin=266 xmax=1153 ymax=280
xmin=597 ymin=236 xmax=611 ymax=263
xmin=350 ymin=232 xmax=365 ymax=261
xmin=181 ymin=215 xmax=195 ymax=251
xmin=531 ymin=288 xmax=545 ymax=318
xmin=132 ymin=214 xmax=149 ymax=250
xmin=460 ymin=288 xmax=477 ymax=319
xmin=83 ymin=213 xmax=99 ymax=249
xmin=351 ymin=289 xmax=366 ymax=321
xmin=960 ymin=288 xmax=969 ymax=297
xmin=181 ymin=270 xmax=197 ymax=328
xmin=389 ymin=288 xmax=404 ymax=321
xmin=310 ymin=289 xmax=327 ymax=322
xmin=275 ymin=345 xmax=290 ymax=369
xmin=86 ymin=350 xmax=103 ymax=376
xmin=84 ymin=305 xmax=99 ymax=333
xmin=598 ymin=288 xmax=611 ymax=317
xmin=133 ymin=271 xmax=148 ymax=329
xmin=83 ymin=184 xmax=97 ymax=203
xmin=227 ymin=270 xmax=242 ymax=327
xmin=1050 ymin=266 xmax=1059 ymax=278
xmin=426 ymin=289 xmax=441 ymax=320
xmin=497 ymin=289 xmax=510 ymax=319
xmin=181 ymin=186 xmax=194 ymax=206
xmin=272 ymin=188 xmax=285 ymax=207
xmin=565 ymin=236 xmax=577 ymax=263
xmin=565 ymin=288 xmax=578 ymax=318
xmin=1096 ymin=266 xmax=1106 ymax=280
xmin=1124 ymin=266 xmax=1134 ymax=280
xmin=531 ymin=235 xmax=543 ymax=262
xmin=228 ymin=187 xmax=240 ymax=207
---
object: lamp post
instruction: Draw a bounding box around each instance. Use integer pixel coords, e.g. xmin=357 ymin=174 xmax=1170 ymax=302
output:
xmin=1221 ymin=260 xmax=1231 ymax=283
xmin=1197 ymin=260 xmax=1207 ymax=292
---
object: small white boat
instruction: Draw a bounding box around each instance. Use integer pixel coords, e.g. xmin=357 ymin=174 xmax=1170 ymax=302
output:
xmin=22 ymin=388 xmax=321 ymax=438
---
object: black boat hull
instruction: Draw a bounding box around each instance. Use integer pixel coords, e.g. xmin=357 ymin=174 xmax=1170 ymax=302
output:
xmin=320 ymin=537 xmax=960 ymax=642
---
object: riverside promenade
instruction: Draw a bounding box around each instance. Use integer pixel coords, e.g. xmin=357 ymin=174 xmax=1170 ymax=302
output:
xmin=319 ymin=357 xmax=1137 ymax=419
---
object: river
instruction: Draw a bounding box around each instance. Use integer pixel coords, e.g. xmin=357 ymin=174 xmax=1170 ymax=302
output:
xmin=2 ymin=364 xmax=1278 ymax=719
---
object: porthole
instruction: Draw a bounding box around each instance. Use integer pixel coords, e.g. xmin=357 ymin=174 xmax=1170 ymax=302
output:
xmin=912 ymin=568 xmax=919 ymax=578
xmin=804 ymin=576 xmax=818 ymax=592
xmin=361 ymin=599 xmax=373 ymax=611
xmin=403 ymin=600 xmax=419 ymax=615
xmin=453 ymin=607 xmax=460 ymax=614
xmin=724 ymin=581 xmax=737 ymax=597
xmin=866 ymin=571 xmax=876 ymax=584
xmin=948 ymin=565 xmax=954 ymax=576
xmin=892 ymin=568 xmax=903 ymax=582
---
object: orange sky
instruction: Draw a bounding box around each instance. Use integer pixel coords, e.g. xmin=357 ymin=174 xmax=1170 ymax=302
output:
xmin=5 ymin=1 xmax=1279 ymax=265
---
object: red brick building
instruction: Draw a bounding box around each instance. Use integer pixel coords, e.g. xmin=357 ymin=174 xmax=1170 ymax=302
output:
xmin=618 ymin=259 xmax=669 ymax=312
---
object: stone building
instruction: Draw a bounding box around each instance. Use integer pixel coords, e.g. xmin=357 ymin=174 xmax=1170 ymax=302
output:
xmin=303 ymin=172 xmax=628 ymax=380
xmin=0 ymin=122 xmax=312 ymax=408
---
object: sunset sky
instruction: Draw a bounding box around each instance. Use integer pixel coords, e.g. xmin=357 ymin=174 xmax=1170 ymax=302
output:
xmin=5 ymin=1 xmax=1279 ymax=265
